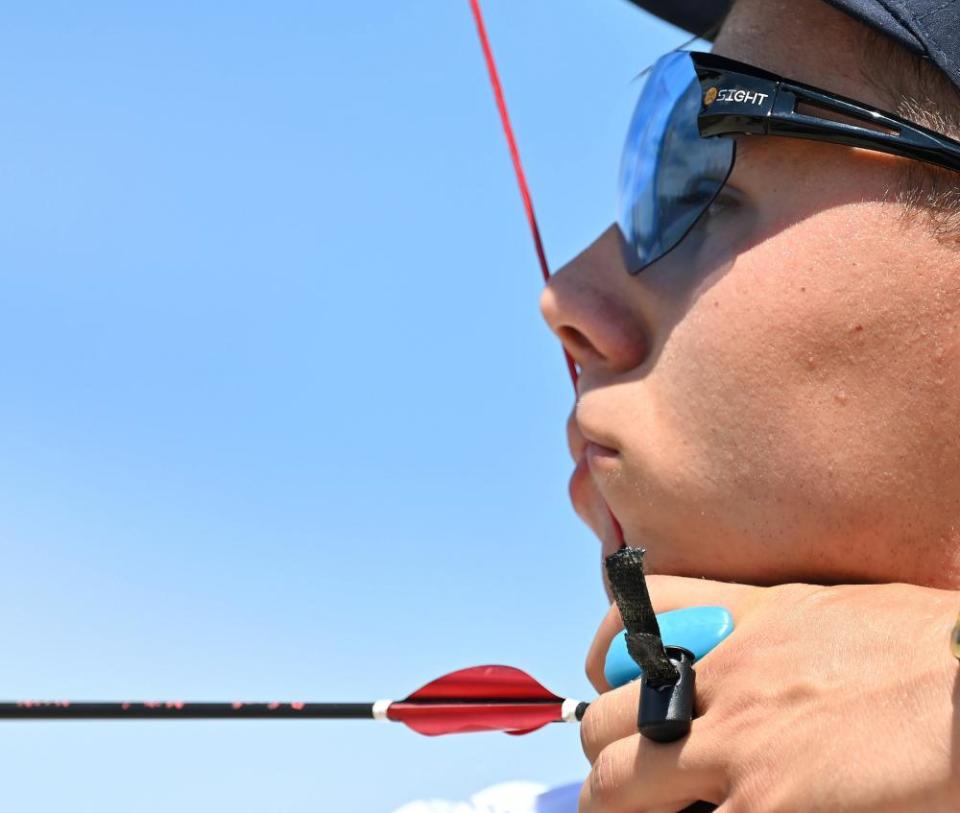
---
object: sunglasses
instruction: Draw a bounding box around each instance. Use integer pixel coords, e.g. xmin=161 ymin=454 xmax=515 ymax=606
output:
xmin=618 ymin=50 xmax=960 ymax=273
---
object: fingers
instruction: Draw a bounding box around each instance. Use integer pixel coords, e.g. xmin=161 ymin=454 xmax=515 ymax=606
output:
xmin=579 ymin=576 xmax=757 ymax=811
xmin=581 ymin=678 xmax=714 ymax=764
xmin=585 ymin=602 xmax=623 ymax=692
xmin=580 ymin=680 xmax=641 ymax=763
xmin=578 ymin=720 xmax=724 ymax=812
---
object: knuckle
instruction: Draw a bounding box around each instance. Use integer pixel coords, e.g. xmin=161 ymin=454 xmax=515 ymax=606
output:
xmin=726 ymin=773 xmax=771 ymax=813
xmin=578 ymin=701 xmax=608 ymax=763
xmin=577 ymin=782 xmax=590 ymax=813
xmin=580 ymin=684 xmax=642 ymax=763
xmin=586 ymin=745 xmax=621 ymax=806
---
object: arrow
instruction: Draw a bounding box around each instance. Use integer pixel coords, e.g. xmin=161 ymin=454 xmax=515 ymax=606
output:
xmin=0 ymin=665 xmax=588 ymax=736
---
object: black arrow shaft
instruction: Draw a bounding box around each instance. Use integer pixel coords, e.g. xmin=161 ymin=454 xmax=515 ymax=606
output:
xmin=0 ymin=701 xmax=376 ymax=720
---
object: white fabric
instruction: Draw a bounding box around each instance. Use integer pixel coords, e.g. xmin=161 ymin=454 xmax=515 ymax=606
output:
xmin=391 ymin=781 xmax=581 ymax=813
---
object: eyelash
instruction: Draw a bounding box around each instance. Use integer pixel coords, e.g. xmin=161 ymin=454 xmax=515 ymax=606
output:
xmin=705 ymin=191 xmax=739 ymax=217
xmin=672 ymin=188 xmax=741 ymax=218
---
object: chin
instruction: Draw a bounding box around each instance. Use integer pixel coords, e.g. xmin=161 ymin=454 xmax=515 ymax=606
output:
xmin=621 ymin=536 xmax=753 ymax=583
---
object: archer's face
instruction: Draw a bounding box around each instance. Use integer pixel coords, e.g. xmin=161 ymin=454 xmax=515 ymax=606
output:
xmin=541 ymin=0 xmax=960 ymax=590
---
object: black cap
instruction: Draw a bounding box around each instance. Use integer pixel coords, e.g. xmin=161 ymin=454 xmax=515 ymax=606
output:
xmin=626 ymin=0 xmax=960 ymax=92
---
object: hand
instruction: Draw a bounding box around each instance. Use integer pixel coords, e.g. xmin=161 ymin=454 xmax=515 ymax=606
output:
xmin=579 ymin=579 xmax=960 ymax=812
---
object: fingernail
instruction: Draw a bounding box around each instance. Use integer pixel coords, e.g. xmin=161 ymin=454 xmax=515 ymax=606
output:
xmin=603 ymin=606 xmax=734 ymax=689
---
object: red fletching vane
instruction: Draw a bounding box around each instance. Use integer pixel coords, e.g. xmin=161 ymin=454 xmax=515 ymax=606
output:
xmin=387 ymin=665 xmax=581 ymax=736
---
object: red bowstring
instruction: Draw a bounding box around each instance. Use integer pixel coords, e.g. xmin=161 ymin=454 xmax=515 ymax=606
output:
xmin=469 ymin=2 xmax=626 ymax=544
xmin=468 ymin=0 xmax=579 ymax=390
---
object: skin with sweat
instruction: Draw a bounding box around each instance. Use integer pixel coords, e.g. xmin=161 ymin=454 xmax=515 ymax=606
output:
xmin=541 ymin=0 xmax=960 ymax=591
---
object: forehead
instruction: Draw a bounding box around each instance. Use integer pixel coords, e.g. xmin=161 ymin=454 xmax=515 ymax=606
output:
xmin=713 ymin=0 xmax=890 ymax=111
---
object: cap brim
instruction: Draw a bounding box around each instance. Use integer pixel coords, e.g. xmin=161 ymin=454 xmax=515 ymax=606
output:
xmin=625 ymin=0 xmax=731 ymax=39
xmin=625 ymin=0 xmax=923 ymax=55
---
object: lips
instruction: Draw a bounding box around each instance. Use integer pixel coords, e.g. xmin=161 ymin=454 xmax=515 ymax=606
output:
xmin=584 ymin=440 xmax=619 ymax=469
xmin=569 ymin=451 xmax=625 ymax=559
xmin=607 ymin=506 xmax=625 ymax=547
xmin=566 ymin=408 xmax=626 ymax=555
xmin=567 ymin=410 xmax=619 ymax=463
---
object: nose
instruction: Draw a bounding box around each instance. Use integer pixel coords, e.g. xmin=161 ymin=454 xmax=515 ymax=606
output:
xmin=539 ymin=224 xmax=651 ymax=375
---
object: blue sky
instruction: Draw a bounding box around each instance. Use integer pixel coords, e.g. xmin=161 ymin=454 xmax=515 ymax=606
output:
xmin=0 ymin=2 xmax=680 ymax=810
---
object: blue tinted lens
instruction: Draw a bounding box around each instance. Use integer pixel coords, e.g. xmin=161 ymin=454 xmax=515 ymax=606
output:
xmin=618 ymin=51 xmax=735 ymax=272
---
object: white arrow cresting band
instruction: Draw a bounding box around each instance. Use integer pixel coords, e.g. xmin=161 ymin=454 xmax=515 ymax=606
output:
xmin=561 ymin=698 xmax=582 ymax=723
xmin=372 ymin=699 xmax=392 ymax=721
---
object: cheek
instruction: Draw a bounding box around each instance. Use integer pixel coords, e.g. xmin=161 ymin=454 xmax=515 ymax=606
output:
xmin=618 ymin=205 xmax=960 ymax=577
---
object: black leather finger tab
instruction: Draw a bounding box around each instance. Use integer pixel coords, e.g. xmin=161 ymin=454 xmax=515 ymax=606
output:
xmin=638 ymin=646 xmax=696 ymax=743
